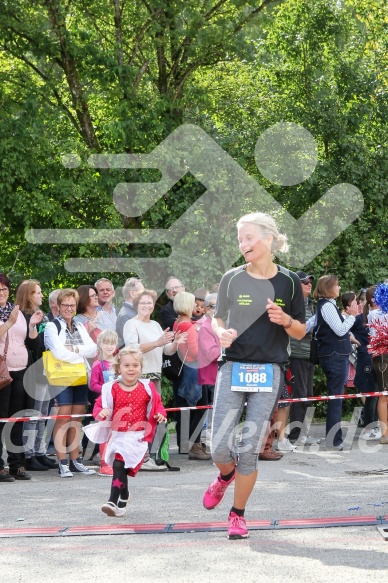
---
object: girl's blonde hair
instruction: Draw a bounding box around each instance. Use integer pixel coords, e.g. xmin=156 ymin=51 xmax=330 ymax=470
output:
xmin=113 ymin=346 xmax=144 ymax=377
xmin=96 ymin=329 xmax=118 ymax=359
xmin=237 ymin=212 xmax=289 ymax=254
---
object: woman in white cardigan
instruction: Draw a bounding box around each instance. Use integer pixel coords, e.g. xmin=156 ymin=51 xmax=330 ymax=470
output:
xmin=123 ymin=289 xmax=186 ymax=394
xmin=44 ymin=288 xmax=97 ymax=478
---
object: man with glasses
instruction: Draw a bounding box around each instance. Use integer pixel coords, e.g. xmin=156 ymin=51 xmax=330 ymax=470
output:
xmin=160 ymin=276 xmax=185 ymax=330
xmin=116 ymin=278 xmax=144 ymax=347
xmin=288 ymin=271 xmax=320 ymax=446
xmin=95 ymin=278 xmax=117 ymax=331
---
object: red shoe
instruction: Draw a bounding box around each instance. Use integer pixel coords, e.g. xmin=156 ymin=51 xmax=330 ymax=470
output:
xmin=203 ymin=471 xmax=235 ymax=510
xmin=98 ymin=465 xmax=113 ymax=476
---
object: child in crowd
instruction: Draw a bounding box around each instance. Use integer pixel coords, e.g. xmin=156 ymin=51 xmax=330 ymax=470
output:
xmin=191 ymin=288 xmax=209 ymax=328
xmin=350 ymin=286 xmax=378 ymax=438
xmin=366 ymin=285 xmax=388 ymax=444
xmin=85 ymin=347 xmax=167 ymax=517
xmin=89 ymin=330 xmax=119 ymax=476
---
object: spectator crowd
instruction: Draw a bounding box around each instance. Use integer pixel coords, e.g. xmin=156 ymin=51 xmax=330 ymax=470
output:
xmin=0 ymin=269 xmax=387 ymax=484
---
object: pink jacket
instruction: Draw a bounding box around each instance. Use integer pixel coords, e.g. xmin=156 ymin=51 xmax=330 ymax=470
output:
xmin=0 ymin=312 xmax=35 ymax=371
xmin=89 ymin=359 xmax=114 ymax=393
xmin=198 ymin=317 xmax=221 ymax=385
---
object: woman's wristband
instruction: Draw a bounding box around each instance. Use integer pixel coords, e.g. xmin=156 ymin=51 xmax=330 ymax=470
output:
xmin=283 ymin=316 xmax=293 ymax=329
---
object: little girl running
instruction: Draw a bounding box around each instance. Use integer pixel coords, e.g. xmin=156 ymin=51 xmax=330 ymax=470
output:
xmin=85 ymin=347 xmax=167 ymax=517
xmin=89 ymin=329 xmax=119 ymax=476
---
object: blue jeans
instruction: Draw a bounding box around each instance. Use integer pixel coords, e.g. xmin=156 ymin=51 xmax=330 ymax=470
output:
xmin=319 ymin=353 xmax=348 ymax=447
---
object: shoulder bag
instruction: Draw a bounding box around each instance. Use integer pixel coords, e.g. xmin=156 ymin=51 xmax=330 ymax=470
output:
xmin=42 ymin=319 xmax=87 ymax=387
xmin=0 ymin=333 xmax=12 ymax=390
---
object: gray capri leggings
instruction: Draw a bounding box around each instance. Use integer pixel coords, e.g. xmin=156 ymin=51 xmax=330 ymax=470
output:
xmin=211 ymin=361 xmax=283 ymax=475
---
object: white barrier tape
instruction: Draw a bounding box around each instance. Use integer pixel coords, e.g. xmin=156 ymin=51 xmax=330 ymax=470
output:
xmin=1 ymin=391 xmax=387 ymax=423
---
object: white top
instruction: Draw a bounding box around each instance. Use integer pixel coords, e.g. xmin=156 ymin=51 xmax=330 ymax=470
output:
xmin=123 ymin=318 xmax=175 ymax=375
xmin=44 ymin=319 xmax=97 ymax=363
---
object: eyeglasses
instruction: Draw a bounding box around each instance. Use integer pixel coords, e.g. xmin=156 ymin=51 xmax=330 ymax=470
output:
xmin=61 ymin=304 xmax=77 ymax=310
xmin=0 ymin=288 xmax=9 ymax=293
xmin=138 ymin=301 xmax=154 ymax=305
xmin=166 ymin=285 xmax=183 ymax=292
xmin=89 ymin=294 xmax=98 ymax=299
xmin=208 ymin=304 xmax=216 ymax=309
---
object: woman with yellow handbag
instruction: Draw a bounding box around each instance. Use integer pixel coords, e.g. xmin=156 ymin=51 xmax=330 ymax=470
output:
xmin=44 ymin=289 xmax=98 ymax=478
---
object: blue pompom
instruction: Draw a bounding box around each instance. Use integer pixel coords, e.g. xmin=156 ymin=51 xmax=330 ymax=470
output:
xmin=374 ymin=283 xmax=388 ymax=313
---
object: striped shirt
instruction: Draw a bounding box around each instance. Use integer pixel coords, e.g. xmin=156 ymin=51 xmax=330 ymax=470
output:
xmin=320 ymin=299 xmax=355 ymax=336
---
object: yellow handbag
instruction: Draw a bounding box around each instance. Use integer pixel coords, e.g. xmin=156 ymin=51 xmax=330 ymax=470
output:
xmin=42 ymin=351 xmax=87 ymax=387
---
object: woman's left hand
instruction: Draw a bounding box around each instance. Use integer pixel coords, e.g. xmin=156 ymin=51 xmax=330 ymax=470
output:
xmin=30 ymin=310 xmax=44 ymax=327
xmin=154 ymin=413 xmax=167 ymax=423
xmin=266 ymin=299 xmax=288 ymax=326
xmin=174 ymin=331 xmax=187 ymax=345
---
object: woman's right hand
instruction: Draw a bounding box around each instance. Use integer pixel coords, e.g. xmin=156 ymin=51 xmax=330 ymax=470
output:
xmin=88 ymin=317 xmax=99 ymax=333
xmin=346 ymin=300 xmax=358 ymax=317
xmin=7 ymin=305 xmax=19 ymax=327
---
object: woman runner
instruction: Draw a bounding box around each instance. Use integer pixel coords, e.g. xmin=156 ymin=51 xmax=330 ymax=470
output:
xmin=202 ymin=212 xmax=306 ymax=539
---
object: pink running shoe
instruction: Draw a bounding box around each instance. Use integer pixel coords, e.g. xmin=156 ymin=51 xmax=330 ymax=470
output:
xmin=203 ymin=472 xmax=235 ymax=510
xmin=228 ymin=512 xmax=249 ymax=540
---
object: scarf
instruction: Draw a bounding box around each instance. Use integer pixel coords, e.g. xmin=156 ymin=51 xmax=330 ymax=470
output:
xmin=0 ymin=300 xmax=15 ymax=323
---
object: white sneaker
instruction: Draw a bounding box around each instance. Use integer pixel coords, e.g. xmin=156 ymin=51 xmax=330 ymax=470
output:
xmin=276 ymin=438 xmax=297 ymax=452
xmin=360 ymin=427 xmax=382 ymax=441
xmin=69 ymin=458 xmax=96 ymax=475
xmin=101 ymin=502 xmax=127 ymax=518
xmin=296 ymin=435 xmax=321 ymax=446
xmin=140 ymin=458 xmax=167 ymax=471
xmin=58 ymin=461 xmax=73 ymax=478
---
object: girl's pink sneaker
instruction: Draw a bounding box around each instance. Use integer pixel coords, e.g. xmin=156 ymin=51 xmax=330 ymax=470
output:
xmin=98 ymin=465 xmax=113 ymax=476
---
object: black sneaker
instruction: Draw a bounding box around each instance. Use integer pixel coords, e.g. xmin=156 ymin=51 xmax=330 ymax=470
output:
xmin=9 ymin=467 xmax=32 ymax=480
xmin=69 ymin=458 xmax=96 ymax=475
xmin=0 ymin=468 xmax=15 ymax=482
xmin=25 ymin=456 xmax=49 ymax=471
xmin=36 ymin=455 xmax=58 ymax=469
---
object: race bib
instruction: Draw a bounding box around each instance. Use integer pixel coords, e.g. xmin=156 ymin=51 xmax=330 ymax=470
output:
xmin=231 ymin=362 xmax=273 ymax=392
xmin=102 ymin=369 xmax=115 ymax=384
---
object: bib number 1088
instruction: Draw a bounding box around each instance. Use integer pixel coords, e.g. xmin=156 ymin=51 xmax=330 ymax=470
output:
xmin=231 ymin=362 xmax=273 ymax=392
xmin=238 ymin=372 xmax=267 ymax=384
